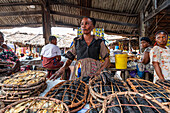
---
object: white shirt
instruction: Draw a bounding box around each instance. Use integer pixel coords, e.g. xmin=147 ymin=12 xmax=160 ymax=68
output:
xmin=40 ymin=43 xmax=61 ymax=58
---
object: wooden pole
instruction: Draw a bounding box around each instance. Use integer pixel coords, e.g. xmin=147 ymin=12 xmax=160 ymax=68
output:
xmin=42 ymin=0 xmax=51 ymax=44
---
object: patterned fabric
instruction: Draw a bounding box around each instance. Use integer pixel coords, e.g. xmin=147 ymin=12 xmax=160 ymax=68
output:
xmin=150 ymin=46 xmax=170 ymax=83
xmin=0 ymin=49 xmax=19 ymax=63
xmin=71 ymin=58 xmax=101 ymax=80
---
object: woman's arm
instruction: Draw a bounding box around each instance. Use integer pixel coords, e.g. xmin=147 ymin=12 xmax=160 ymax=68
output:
xmin=141 ymin=52 xmax=150 ymax=64
xmin=50 ymin=59 xmax=72 ymax=80
xmin=152 ymin=62 xmax=165 ymax=80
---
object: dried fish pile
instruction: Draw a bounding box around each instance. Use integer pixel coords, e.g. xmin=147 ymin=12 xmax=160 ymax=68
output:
xmin=0 ymin=97 xmax=70 ymax=113
xmin=127 ymin=78 xmax=170 ymax=106
xmin=0 ymin=98 xmax=5 ymax=109
xmin=156 ymin=80 xmax=170 ymax=91
xmin=0 ymin=70 xmax=47 ymax=105
xmin=45 ymin=80 xmax=88 ymax=113
xmin=102 ymin=92 xmax=170 ymax=113
xmin=89 ymin=71 xmax=129 ymax=102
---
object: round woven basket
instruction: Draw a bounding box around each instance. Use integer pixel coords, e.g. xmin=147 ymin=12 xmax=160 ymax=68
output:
xmin=86 ymin=104 xmax=103 ymax=113
xmin=0 ymin=70 xmax=47 ymax=88
xmin=45 ymin=80 xmax=88 ymax=112
xmin=89 ymin=75 xmax=129 ymax=102
xmin=156 ymin=80 xmax=170 ymax=92
xmin=126 ymin=78 xmax=170 ymax=107
xmin=102 ymin=91 xmax=170 ymax=113
xmin=0 ymin=97 xmax=70 ymax=113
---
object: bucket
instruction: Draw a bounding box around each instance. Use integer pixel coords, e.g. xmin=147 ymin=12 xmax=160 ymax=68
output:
xmin=115 ymin=54 xmax=127 ymax=69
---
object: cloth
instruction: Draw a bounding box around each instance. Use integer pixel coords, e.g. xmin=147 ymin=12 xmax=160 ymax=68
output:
xmin=40 ymin=44 xmax=61 ymax=58
xmin=139 ymin=46 xmax=154 ymax=74
xmin=0 ymin=48 xmax=19 ymax=72
xmin=65 ymin=35 xmax=109 ymax=61
xmin=0 ymin=48 xmax=19 ymax=64
xmin=71 ymin=58 xmax=101 ymax=80
xmin=150 ymin=46 xmax=170 ymax=83
xmin=42 ymin=56 xmax=63 ymax=69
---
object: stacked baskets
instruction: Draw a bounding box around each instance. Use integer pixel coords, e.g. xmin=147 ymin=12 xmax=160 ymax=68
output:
xmin=0 ymin=97 xmax=70 ymax=112
xmin=0 ymin=70 xmax=47 ymax=105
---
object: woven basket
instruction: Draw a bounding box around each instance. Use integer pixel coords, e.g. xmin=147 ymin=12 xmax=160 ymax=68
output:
xmin=102 ymin=91 xmax=170 ymax=113
xmin=126 ymin=78 xmax=170 ymax=107
xmin=0 ymin=83 xmax=47 ymax=105
xmin=0 ymin=97 xmax=70 ymax=113
xmin=45 ymin=80 xmax=88 ymax=112
xmin=86 ymin=104 xmax=103 ymax=113
xmin=89 ymin=75 xmax=129 ymax=103
xmin=89 ymin=94 xmax=102 ymax=108
xmin=0 ymin=99 xmax=5 ymax=109
xmin=0 ymin=70 xmax=47 ymax=88
xmin=156 ymin=80 xmax=170 ymax=92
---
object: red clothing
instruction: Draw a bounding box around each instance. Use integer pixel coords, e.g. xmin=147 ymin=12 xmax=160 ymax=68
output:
xmin=42 ymin=56 xmax=63 ymax=69
xmin=42 ymin=56 xmax=63 ymax=78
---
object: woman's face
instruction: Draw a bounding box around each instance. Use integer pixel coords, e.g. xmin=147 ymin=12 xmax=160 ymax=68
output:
xmin=155 ymin=32 xmax=168 ymax=46
xmin=141 ymin=40 xmax=149 ymax=48
xmin=80 ymin=18 xmax=94 ymax=34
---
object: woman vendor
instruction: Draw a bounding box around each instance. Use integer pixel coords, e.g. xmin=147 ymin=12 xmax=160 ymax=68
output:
xmin=150 ymin=30 xmax=170 ymax=83
xmin=51 ymin=17 xmax=110 ymax=81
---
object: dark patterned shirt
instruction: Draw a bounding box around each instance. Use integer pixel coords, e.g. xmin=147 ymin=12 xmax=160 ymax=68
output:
xmin=65 ymin=35 xmax=109 ymax=61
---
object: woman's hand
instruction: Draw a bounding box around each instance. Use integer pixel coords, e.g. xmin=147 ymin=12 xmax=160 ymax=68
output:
xmin=50 ymin=67 xmax=65 ymax=80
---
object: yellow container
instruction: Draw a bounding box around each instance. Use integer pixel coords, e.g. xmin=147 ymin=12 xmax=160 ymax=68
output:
xmin=115 ymin=54 xmax=128 ymax=69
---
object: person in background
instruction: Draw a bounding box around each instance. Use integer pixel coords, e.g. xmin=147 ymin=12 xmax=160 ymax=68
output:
xmin=51 ymin=17 xmax=110 ymax=82
xmin=40 ymin=36 xmax=64 ymax=78
xmin=0 ymin=31 xmax=20 ymax=75
xmin=138 ymin=37 xmax=154 ymax=81
xmin=150 ymin=30 xmax=170 ymax=83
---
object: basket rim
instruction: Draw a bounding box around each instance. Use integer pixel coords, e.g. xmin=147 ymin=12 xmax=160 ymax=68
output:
xmin=45 ymin=80 xmax=88 ymax=108
xmin=0 ymin=70 xmax=47 ymax=88
xmin=1 ymin=96 xmax=70 ymax=113
xmin=104 ymin=91 xmax=170 ymax=112
xmin=89 ymin=76 xmax=129 ymax=100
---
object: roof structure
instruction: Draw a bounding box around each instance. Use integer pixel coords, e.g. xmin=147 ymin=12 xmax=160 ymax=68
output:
xmin=0 ymin=0 xmax=169 ymax=44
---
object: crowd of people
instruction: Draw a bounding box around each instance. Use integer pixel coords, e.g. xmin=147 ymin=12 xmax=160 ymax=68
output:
xmin=0 ymin=17 xmax=169 ymax=83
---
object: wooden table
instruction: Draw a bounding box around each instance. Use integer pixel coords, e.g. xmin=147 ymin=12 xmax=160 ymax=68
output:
xmin=108 ymin=67 xmax=136 ymax=81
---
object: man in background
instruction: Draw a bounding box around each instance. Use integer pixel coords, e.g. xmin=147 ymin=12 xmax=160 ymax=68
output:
xmin=40 ymin=36 xmax=63 ymax=78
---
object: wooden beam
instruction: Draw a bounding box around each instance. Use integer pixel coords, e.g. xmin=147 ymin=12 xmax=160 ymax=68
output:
xmin=104 ymin=30 xmax=139 ymax=36
xmin=51 ymin=2 xmax=138 ymax=17
xmin=0 ymin=2 xmax=41 ymax=6
xmin=51 ymin=10 xmax=138 ymax=27
xmin=79 ymin=0 xmax=91 ymax=17
xmin=42 ymin=0 xmax=51 ymax=44
xmin=0 ymin=23 xmax=42 ymax=28
xmin=144 ymin=0 xmax=152 ymax=12
xmin=144 ymin=0 xmax=170 ymax=22
xmin=0 ymin=11 xmax=42 ymax=16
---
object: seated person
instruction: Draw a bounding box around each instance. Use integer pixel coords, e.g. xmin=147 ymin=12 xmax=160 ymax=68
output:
xmin=0 ymin=32 xmax=20 ymax=75
xmin=40 ymin=36 xmax=64 ymax=78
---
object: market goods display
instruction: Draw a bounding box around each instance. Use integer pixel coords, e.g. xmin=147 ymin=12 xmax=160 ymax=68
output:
xmin=127 ymin=78 xmax=170 ymax=106
xmin=156 ymin=80 xmax=170 ymax=91
xmin=0 ymin=97 xmax=70 ymax=113
xmin=0 ymin=70 xmax=47 ymax=105
xmin=102 ymin=92 xmax=170 ymax=113
xmin=86 ymin=104 xmax=103 ymax=113
xmin=0 ymin=61 xmax=13 ymax=76
xmin=89 ymin=95 xmax=101 ymax=108
xmin=89 ymin=71 xmax=129 ymax=102
xmin=45 ymin=80 xmax=88 ymax=113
